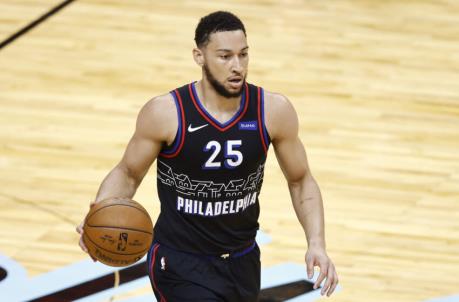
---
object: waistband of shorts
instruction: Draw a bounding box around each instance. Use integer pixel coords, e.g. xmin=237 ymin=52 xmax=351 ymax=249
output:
xmin=217 ymin=241 xmax=257 ymax=260
xmin=152 ymin=240 xmax=257 ymax=260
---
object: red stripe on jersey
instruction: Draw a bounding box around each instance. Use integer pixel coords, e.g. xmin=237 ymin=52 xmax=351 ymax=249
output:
xmin=188 ymin=83 xmax=249 ymax=132
xmin=149 ymin=244 xmax=167 ymax=302
xmin=257 ymin=87 xmax=268 ymax=153
xmin=160 ymin=89 xmax=186 ymax=158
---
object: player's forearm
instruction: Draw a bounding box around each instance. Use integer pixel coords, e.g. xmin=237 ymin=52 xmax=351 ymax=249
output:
xmin=94 ymin=164 xmax=140 ymax=203
xmin=288 ymin=174 xmax=326 ymax=249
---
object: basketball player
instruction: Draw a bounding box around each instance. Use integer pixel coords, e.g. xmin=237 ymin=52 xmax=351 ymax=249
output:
xmin=77 ymin=11 xmax=338 ymax=301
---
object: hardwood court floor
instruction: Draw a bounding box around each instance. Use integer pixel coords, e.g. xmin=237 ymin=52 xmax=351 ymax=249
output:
xmin=0 ymin=0 xmax=63 ymax=41
xmin=0 ymin=1 xmax=458 ymax=301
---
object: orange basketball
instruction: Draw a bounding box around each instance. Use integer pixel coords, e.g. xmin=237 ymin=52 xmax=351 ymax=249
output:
xmin=83 ymin=197 xmax=154 ymax=267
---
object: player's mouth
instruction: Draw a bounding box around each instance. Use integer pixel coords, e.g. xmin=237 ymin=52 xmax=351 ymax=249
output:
xmin=228 ymin=77 xmax=243 ymax=88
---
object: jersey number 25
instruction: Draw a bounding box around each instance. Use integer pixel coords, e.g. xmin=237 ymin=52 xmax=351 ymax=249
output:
xmin=203 ymin=140 xmax=243 ymax=169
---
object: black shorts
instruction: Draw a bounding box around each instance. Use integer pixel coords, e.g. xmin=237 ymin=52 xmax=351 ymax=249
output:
xmin=147 ymin=241 xmax=261 ymax=302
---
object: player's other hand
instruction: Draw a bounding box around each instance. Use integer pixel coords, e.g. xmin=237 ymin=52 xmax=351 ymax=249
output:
xmin=76 ymin=201 xmax=97 ymax=261
xmin=305 ymin=246 xmax=339 ymax=297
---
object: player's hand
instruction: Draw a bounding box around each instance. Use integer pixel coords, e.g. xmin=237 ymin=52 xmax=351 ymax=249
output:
xmin=305 ymin=246 xmax=339 ymax=297
xmin=76 ymin=201 xmax=97 ymax=261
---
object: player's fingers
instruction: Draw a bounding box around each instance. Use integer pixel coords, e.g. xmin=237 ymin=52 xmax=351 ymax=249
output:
xmin=327 ymin=271 xmax=339 ymax=297
xmin=321 ymin=264 xmax=335 ymax=296
xmin=314 ymin=263 xmax=328 ymax=290
xmin=320 ymin=272 xmax=332 ymax=295
xmin=306 ymin=257 xmax=314 ymax=279
xmin=78 ymin=234 xmax=97 ymax=262
xmin=76 ymin=221 xmax=84 ymax=234
xmin=79 ymin=234 xmax=88 ymax=253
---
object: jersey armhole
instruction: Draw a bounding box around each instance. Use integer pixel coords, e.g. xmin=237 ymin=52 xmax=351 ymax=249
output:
xmin=159 ymin=89 xmax=186 ymax=158
xmin=257 ymin=87 xmax=271 ymax=153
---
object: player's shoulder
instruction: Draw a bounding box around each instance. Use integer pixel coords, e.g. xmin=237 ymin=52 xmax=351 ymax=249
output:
xmin=262 ymin=89 xmax=298 ymax=140
xmin=263 ymin=89 xmax=296 ymax=119
xmin=136 ymin=92 xmax=177 ymax=140
xmin=138 ymin=92 xmax=177 ymax=124
xmin=263 ymin=89 xmax=288 ymax=103
xmin=142 ymin=92 xmax=176 ymax=116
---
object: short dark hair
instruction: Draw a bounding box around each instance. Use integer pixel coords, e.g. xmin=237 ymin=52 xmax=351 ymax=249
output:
xmin=194 ymin=11 xmax=246 ymax=48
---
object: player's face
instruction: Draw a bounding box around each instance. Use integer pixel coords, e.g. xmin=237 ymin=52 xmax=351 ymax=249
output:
xmin=202 ymin=30 xmax=249 ymax=98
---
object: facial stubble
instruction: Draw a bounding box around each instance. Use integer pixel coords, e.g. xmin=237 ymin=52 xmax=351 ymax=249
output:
xmin=203 ymin=64 xmax=246 ymax=98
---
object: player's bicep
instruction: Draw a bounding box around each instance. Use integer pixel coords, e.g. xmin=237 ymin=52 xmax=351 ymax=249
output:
xmin=268 ymin=93 xmax=310 ymax=184
xmin=117 ymin=98 xmax=171 ymax=183
xmin=274 ymin=135 xmax=310 ymax=184
xmin=120 ymin=131 xmax=162 ymax=182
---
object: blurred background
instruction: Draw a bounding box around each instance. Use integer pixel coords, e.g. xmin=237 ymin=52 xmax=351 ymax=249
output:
xmin=0 ymin=1 xmax=458 ymax=301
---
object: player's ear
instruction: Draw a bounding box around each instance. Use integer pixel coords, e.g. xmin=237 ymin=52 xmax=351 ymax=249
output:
xmin=193 ymin=47 xmax=204 ymax=67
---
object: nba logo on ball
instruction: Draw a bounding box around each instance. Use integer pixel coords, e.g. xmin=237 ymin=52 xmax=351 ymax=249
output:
xmin=117 ymin=233 xmax=128 ymax=251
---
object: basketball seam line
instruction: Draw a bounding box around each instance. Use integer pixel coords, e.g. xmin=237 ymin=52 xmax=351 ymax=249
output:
xmin=85 ymin=224 xmax=153 ymax=235
xmin=83 ymin=233 xmax=151 ymax=256
xmin=86 ymin=203 xmax=150 ymax=223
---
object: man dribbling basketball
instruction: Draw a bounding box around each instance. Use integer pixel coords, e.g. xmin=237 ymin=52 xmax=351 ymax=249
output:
xmin=77 ymin=11 xmax=338 ymax=301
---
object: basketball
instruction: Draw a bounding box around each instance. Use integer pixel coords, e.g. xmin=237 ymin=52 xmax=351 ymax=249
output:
xmin=83 ymin=197 xmax=154 ymax=267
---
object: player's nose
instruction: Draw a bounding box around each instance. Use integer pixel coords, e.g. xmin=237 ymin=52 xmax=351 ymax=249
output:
xmin=231 ymin=57 xmax=243 ymax=73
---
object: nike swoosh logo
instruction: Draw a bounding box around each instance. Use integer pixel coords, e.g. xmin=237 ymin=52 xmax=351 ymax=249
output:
xmin=188 ymin=124 xmax=209 ymax=133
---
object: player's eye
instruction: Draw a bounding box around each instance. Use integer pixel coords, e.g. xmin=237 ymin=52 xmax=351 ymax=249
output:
xmin=220 ymin=55 xmax=229 ymax=60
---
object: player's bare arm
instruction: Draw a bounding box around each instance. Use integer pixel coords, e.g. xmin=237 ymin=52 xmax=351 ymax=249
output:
xmin=94 ymin=94 xmax=177 ymax=202
xmin=264 ymin=91 xmax=339 ymax=297
xmin=76 ymin=93 xmax=177 ymax=253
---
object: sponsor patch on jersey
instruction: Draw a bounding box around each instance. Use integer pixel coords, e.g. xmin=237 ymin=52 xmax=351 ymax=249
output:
xmin=238 ymin=120 xmax=258 ymax=131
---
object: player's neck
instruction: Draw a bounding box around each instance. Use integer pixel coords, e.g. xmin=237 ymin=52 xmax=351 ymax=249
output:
xmin=196 ymin=79 xmax=241 ymax=113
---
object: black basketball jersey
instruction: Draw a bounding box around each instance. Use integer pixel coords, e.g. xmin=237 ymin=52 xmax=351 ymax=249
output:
xmin=153 ymin=81 xmax=271 ymax=255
